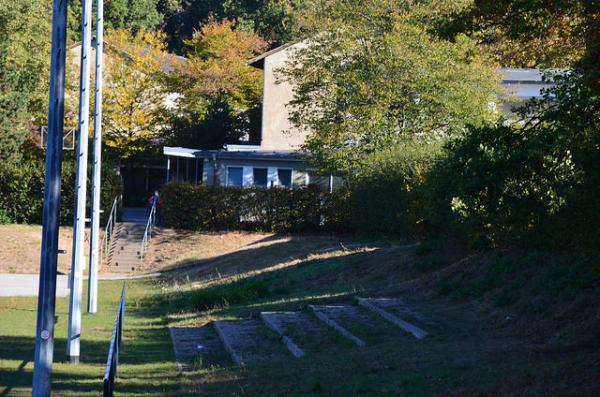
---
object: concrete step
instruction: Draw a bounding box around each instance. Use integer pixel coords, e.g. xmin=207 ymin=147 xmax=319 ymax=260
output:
xmin=309 ymin=305 xmax=368 ymax=347
xmin=260 ymin=311 xmax=338 ymax=357
xmin=213 ymin=319 xmax=288 ymax=366
xmin=169 ymin=326 xmax=225 ymax=371
xmin=357 ymin=297 xmax=429 ymax=339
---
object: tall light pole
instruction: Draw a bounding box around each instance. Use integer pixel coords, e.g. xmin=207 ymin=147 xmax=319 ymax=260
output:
xmin=67 ymin=0 xmax=94 ymax=364
xmin=32 ymin=0 xmax=68 ymax=392
xmin=87 ymin=0 xmax=104 ymax=314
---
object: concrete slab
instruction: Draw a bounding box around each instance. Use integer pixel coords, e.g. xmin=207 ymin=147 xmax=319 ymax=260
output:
xmin=260 ymin=311 xmax=333 ymax=357
xmin=169 ymin=326 xmax=223 ymax=371
xmin=358 ymin=297 xmax=428 ymax=339
xmin=213 ymin=319 xmax=287 ymax=366
xmin=0 ymin=274 xmax=69 ymax=297
xmin=309 ymin=305 xmax=367 ymax=347
xmin=121 ymin=207 xmax=149 ymax=224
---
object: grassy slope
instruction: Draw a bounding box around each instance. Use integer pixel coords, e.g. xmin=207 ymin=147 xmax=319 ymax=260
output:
xmin=1 ymin=232 xmax=599 ymax=396
xmin=0 ymin=279 xmax=179 ymax=396
xmin=157 ymin=236 xmax=600 ymax=397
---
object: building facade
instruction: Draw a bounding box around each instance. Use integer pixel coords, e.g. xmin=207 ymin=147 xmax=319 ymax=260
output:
xmin=163 ymin=43 xmax=556 ymax=191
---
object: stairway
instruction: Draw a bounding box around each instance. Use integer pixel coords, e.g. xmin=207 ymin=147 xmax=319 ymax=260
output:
xmin=169 ymin=297 xmax=432 ymax=369
xmin=104 ymin=208 xmax=149 ymax=273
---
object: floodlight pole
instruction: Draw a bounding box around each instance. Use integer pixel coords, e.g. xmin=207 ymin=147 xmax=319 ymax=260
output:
xmin=87 ymin=0 xmax=104 ymax=315
xmin=31 ymin=0 xmax=67 ymax=393
xmin=67 ymin=0 xmax=94 ymax=364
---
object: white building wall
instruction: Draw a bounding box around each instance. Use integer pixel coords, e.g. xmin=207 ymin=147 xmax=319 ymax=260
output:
xmin=260 ymin=44 xmax=310 ymax=151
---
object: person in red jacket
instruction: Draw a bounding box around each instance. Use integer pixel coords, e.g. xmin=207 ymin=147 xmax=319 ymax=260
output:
xmin=147 ymin=190 xmax=162 ymax=224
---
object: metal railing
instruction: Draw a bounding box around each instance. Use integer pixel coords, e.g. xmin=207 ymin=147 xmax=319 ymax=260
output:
xmin=139 ymin=204 xmax=156 ymax=265
xmin=101 ymin=197 xmax=120 ymax=265
xmin=103 ymin=284 xmax=126 ymax=397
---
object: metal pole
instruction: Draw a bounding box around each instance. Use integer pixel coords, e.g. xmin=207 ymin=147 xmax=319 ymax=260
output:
xmin=88 ymin=0 xmax=104 ymax=314
xmin=32 ymin=0 xmax=67 ymax=393
xmin=166 ymin=157 xmax=170 ymax=183
xmin=67 ymin=0 xmax=94 ymax=364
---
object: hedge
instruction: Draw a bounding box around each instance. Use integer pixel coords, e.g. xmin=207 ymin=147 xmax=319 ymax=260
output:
xmin=161 ymin=183 xmax=350 ymax=233
xmin=0 ymin=159 xmax=122 ymax=225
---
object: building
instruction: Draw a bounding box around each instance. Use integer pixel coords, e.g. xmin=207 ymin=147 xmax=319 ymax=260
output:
xmin=163 ymin=43 xmax=556 ymax=191
xmin=163 ymin=42 xmax=340 ymax=192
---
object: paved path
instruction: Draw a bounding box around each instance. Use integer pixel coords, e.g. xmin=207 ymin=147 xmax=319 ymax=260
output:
xmin=0 ymin=274 xmax=69 ymax=297
xmin=122 ymin=207 xmax=149 ymax=224
xmin=0 ymin=272 xmax=161 ymax=297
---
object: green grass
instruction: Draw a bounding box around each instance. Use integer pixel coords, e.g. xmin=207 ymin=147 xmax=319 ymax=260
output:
xmin=190 ymin=279 xmax=271 ymax=310
xmin=3 ymin=236 xmax=599 ymax=396
xmin=0 ymin=279 xmax=181 ymax=396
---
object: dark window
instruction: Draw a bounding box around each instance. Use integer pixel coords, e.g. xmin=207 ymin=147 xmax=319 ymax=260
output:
xmin=278 ymin=169 xmax=292 ymax=188
xmin=253 ymin=168 xmax=268 ymax=187
xmin=227 ymin=167 xmax=243 ymax=186
xmin=308 ymin=172 xmax=330 ymax=192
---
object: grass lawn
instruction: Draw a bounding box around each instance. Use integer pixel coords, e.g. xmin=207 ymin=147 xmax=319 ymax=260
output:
xmin=157 ymin=236 xmax=600 ymax=396
xmin=1 ymin=233 xmax=598 ymax=396
xmin=0 ymin=278 xmax=180 ymax=396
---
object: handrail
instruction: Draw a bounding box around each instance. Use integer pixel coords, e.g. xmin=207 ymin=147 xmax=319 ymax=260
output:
xmin=139 ymin=204 xmax=156 ymax=265
xmin=103 ymin=284 xmax=126 ymax=397
xmin=100 ymin=196 xmax=119 ymax=264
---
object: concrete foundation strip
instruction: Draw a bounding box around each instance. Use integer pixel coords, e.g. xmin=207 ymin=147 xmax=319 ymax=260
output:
xmin=357 ymin=298 xmax=428 ymax=339
xmin=308 ymin=305 xmax=366 ymax=347
xmin=259 ymin=312 xmax=305 ymax=358
xmin=213 ymin=321 xmax=245 ymax=366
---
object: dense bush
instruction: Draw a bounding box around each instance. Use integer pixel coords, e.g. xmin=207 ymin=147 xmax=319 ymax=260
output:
xmin=161 ymin=183 xmax=334 ymax=232
xmin=0 ymin=158 xmax=122 ymax=225
xmin=426 ymin=73 xmax=600 ymax=249
xmin=349 ymin=140 xmax=443 ymax=237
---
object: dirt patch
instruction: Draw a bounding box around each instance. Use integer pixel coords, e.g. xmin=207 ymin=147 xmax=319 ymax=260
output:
xmin=144 ymin=229 xmax=276 ymax=272
xmin=0 ymin=224 xmax=89 ymax=274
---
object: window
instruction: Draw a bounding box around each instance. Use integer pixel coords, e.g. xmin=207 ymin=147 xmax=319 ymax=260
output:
xmin=308 ymin=172 xmax=331 ymax=192
xmin=253 ymin=168 xmax=268 ymax=187
xmin=227 ymin=167 xmax=243 ymax=186
xmin=278 ymin=169 xmax=292 ymax=188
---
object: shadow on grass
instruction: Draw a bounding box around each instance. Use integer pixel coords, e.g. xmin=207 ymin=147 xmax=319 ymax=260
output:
xmin=151 ymin=235 xmax=410 ymax=317
xmin=157 ymin=233 xmax=380 ymax=281
xmin=0 ymin=278 xmax=181 ymax=396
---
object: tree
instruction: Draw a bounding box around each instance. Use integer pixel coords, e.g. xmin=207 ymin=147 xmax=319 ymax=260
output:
xmin=427 ymin=72 xmax=600 ymax=248
xmin=223 ymin=0 xmax=303 ymax=46
xmin=282 ymin=0 xmax=502 ymax=171
xmin=462 ymin=0 xmax=599 ymax=85
xmin=0 ymin=0 xmax=52 ymax=161
xmin=162 ymin=0 xmax=303 ymax=52
xmin=103 ymin=28 xmax=176 ymax=159
xmin=165 ymin=19 xmax=267 ymax=148
xmin=68 ymin=0 xmax=163 ymax=40
xmin=161 ymin=0 xmax=224 ymax=52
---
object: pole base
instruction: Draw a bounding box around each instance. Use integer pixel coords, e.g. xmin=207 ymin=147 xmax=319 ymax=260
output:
xmin=67 ymin=355 xmax=80 ymax=365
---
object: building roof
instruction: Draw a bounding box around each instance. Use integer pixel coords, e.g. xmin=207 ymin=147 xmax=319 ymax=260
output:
xmin=246 ymin=43 xmax=294 ymax=70
xmin=163 ymin=146 xmax=306 ymax=162
xmin=498 ymin=68 xmax=558 ymax=84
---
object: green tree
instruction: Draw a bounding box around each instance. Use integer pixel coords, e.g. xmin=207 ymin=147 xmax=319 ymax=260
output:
xmin=427 ymin=72 xmax=600 ymax=248
xmin=223 ymin=0 xmax=303 ymax=45
xmin=283 ymin=0 xmax=502 ymax=171
xmin=0 ymin=0 xmax=52 ymax=161
xmin=162 ymin=0 xmax=303 ymax=52
xmin=462 ymin=0 xmax=599 ymax=85
xmin=166 ymin=19 xmax=267 ymax=148
xmin=69 ymin=0 xmax=163 ymax=40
